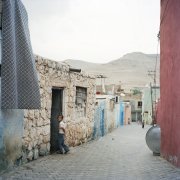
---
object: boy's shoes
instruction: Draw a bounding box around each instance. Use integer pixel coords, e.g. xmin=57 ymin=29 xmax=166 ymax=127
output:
xmin=57 ymin=151 xmax=63 ymax=154
xmin=65 ymin=150 xmax=70 ymax=154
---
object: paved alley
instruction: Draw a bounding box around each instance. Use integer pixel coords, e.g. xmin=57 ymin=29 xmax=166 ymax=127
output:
xmin=1 ymin=124 xmax=180 ymax=180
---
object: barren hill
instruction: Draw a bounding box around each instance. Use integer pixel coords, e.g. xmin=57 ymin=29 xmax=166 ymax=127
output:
xmin=63 ymin=52 xmax=160 ymax=91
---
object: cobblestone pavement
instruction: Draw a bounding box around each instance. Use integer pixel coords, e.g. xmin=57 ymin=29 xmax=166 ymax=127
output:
xmin=1 ymin=124 xmax=180 ymax=180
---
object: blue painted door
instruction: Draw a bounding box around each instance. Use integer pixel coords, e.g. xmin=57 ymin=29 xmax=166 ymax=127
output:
xmin=120 ymin=103 xmax=124 ymax=126
xmin=100 ymin=109 xmax=105 ymax=136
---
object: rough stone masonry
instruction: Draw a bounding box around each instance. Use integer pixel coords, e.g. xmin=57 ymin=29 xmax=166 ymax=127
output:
xmin=22 ymin=55 xmax=96 ymax=162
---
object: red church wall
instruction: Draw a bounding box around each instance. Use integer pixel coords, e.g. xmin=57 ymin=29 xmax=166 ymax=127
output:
xmin=160 ymin=0 xmax=180 ymax=166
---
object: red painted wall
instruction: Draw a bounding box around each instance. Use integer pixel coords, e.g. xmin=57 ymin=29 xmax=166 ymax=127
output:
xmin=160 ymin=0 xmax=180 ymax=166
xmin=156 ymin=100 xmax=161 ymax=125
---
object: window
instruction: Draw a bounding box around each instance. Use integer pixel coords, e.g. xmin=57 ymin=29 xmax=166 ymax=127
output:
xmin=138 ymin=101 xmax=142 ymax=108
xmin=115 ymin=96 xmax=119 ymax=103
xmin=75 ymin=87 xmax=87 ymax=117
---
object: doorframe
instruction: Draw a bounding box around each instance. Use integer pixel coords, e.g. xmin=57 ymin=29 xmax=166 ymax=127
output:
xmin=52 ymin=86 xmax=65 ymax=116
xmin=50 ymin=87 xmax=65 ymax=153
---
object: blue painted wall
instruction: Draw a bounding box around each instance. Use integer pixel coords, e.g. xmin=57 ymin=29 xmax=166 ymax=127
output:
xmin=93 ymin=100 xmax=106 ymax=139
xmin=100 ymin=109 xmax=105 ymax=136
xmin=0 ymin=79 xmax=24 ymax=172
xmin=120 ymin=102 xmax=124 ymax=126
xmin=115 ymin=103 xmax=120 ymax=128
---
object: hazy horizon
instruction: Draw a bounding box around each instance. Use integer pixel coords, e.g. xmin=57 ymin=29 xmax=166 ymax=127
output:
xmin=63 ymin=52 xmax=160 ymax=64
xmin=22 ymin=0 xmax=160 ymax=63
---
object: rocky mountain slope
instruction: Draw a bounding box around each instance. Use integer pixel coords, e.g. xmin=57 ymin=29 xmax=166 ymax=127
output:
xmin=63 ymin=52 xmax=160 ymax=91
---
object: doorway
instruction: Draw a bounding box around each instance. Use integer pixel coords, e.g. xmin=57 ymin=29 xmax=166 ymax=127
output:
xmin=100 ymin=109 xmax=105 ymax=136
xmin=50 ymin=88 xmax=63 ymax=153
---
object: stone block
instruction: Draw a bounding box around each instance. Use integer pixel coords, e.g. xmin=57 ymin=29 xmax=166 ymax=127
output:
xmin=29 ymin=128 xmax=37 ymax=140
xmin=23 ymin=138 xmax=29 ymax=148
xmin=32 ymin=140 xmax=38 ymax=148
xmin=47 ymin=143 xmax=50 ymax=152
xmin=39 ymin=144 xmax=47 ymax=156
xmin=28 ymin=110 xmax=34 ymax=120
xmin=42 ymin=126 xmax=50 ymax=136
xmin=48 ymin=61 xmax=52 ymax=67
xmin=43 ymin=119 xmax=50 ymax=126
xmin=37 ymin=127 xmax=42 ymax=136
xmin=46 ymin=100 xmax=52 ymax=110
xmin=28 ymin=121 xmax=33 ymax=131
xmin=24 ymin=118 xmax=29 ymax=129
xmin=41 ymin=110 xmax=46 ymax=120
xmin=43 ymin=135 xmax=50 ymax=143
xmin=23 ymin=129 xmax=29 ymax=138
xmin=24 ymin=110 xmax=28 ymax=118
xmin=33 ymin=148 xmax=39 ymax=160
xmin=52 ymin=62 xmax=56 ymax=69
xmin=37 ymin=57 xmax=43 ymax=65
xmin=37 ymin=135 xmax=43 ymax=145
xmin=37 ymin=117 xmax=44 ymax=127
xmin=28 ymin=142 xmax=33 ymax=151
xmin=49 ymin=68 xmax=53 ymax=74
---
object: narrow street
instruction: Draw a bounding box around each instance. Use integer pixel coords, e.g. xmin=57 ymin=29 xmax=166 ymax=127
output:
xmin=2 ymin=124 xmax=180 ymax=180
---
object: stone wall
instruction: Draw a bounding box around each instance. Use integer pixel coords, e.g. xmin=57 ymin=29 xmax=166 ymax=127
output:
xmin=0 ymin=110 xmax=24 ymax=171
xmin=22 ymin=56 xmax=96 ymax=162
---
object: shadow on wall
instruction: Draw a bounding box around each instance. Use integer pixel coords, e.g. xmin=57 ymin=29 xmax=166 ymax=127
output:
xmin=0 ymin=109 xmax=24 ymax=172
xmin=0 ymin=80 xmax=24 ymax=173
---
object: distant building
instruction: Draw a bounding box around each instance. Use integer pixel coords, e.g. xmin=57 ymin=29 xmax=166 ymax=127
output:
xmin=93 ymin=94 xmax=129 ymax=139
xmin=142 ymin=86 xmax=160 ymax=124
xmin=96 ymin=84 xmax=124 ymax=95
xmin=121 ymin=93 xmax=142 ymax=122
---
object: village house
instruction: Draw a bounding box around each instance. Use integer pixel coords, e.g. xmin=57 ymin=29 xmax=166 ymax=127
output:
xmin=119 ymin=92 xmax=142 ymax=123
xmin=93 ymin=95 xmax=118 ymax=139
xmin=0 ymin=55 xmax=128 ymax=172
xmin=0 ymin=55 xmax=96 ymax=171
xmin=22 ymin=56 xmax=96 ymax=161
xmin=94 ymin=83 xmax=132 ymax=132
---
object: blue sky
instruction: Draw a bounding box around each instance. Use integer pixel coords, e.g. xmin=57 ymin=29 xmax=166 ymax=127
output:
xmin=22 ymin=0 xmax=160 ymax=63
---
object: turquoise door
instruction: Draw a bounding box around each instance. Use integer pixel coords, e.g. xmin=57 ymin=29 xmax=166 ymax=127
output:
xmin=120 ymin=103 xmax=124 ymax=126
xmin=100 ymin=109 xmax=105 ymax=136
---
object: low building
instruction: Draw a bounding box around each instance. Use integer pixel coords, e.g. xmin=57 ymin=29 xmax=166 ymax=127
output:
xmin=120 ymin=93 xmax=142 ymax=123
xmin=0 ymin=55 xmax=96 ymax=171
xmin=93 ymin=95 xmax=117 ymax=139
xmin=93 ymin=94 xmax=129 ymax=139
xmin=22 ymin=56 xmax=96 ymax=160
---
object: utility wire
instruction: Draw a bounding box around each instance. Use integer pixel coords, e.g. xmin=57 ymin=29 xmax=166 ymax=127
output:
xmin=154 ymin=38 xmax=160 ymax=86
xmin=147 ymin=0 xmax=171 ymax=126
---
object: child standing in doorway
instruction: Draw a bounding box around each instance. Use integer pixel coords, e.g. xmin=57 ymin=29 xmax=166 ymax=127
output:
xmin=57 ymin=115 xmax=69 ymax=154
